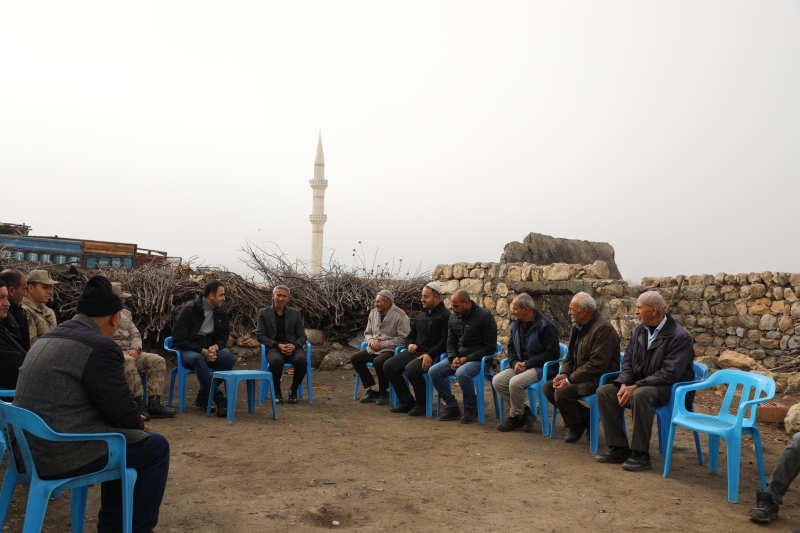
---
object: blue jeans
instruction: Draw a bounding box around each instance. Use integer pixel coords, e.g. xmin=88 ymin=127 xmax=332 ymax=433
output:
xmin=180 ymin=349 xmax=235 ymax=402
xmin=428 ymin=358 xmax=481 ymax=410
xmin=44 ymin=433 xmax=170 ymax=533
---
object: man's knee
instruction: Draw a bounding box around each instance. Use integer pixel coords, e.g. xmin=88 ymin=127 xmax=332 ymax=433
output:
xmin=383 ymin=357 xmax=403 ymax=377
xmin=787 ymin=432 xmax=800 ymax=454
xmin=596 ymin=384 xmax=618 ymax=405
xmin=405 ymin=358 xmax=424 ymax=379
xmin=630 ymin=387 xmax=657 ymax=408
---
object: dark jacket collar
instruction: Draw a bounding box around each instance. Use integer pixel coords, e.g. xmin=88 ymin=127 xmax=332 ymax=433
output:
xmin=516 ymin=309 xmax=542 ymax=330
xmin=636 ymin=314 xmax=676 ymax=350
xmin=72 ymin=313 xmax=103 ymax=333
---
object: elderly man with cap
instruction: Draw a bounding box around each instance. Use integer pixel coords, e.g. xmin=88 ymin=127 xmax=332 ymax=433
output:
xmin=0 ymin=269 xmax=30 ymax=351
xmin=429 ymin=289 xmax=498 ymax=424
xmin=14 ymin=275 xmax=170 ymax=533
xmin=22 ymin=269 xmax=59 ymax=346
xmin=384 ymin=282 xmax=451 ymax=416
xmin=595 ymin=290 xmax=695 ymax=471
xmin=0 ymin=279 xmax=27 ymax=389
xmin=111 ymin=282 xmax=176 ymax=420
xmin=351 ymin=289 xmax=411 ymax=405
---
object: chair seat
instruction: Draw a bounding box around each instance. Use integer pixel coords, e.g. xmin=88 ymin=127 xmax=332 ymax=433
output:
xmin=681 ymin=415 xmax=734 ymax=429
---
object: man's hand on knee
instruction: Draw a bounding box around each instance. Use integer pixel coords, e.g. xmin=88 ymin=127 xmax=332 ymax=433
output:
xmin=617 ymin=384 xmax=638 ymax=407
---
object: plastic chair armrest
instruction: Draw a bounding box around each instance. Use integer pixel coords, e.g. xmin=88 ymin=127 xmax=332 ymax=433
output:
xmin=598 ymin=371 xmax=621 ymax=386
xmin=735 ymin=395 xmax=775 ymax=425
xmin=395 ymin=347 xmax=406 ymax=355
xmin=672 ymin=380 xmax=714 ymax=416
xmin=500 ymin=359 xmax=508 ymax=371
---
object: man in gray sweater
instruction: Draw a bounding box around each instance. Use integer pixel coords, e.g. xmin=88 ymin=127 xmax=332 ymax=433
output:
xmin=14 ymin=275 xmax=170 ymax=533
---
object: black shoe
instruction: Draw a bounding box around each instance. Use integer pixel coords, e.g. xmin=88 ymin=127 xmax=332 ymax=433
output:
xmin=375 ymin=391 xmax=391 ymax=405
xmin=564 ymin=422 xmax=587 ymax=443
xmin=274 ymin=395 xmax=284 ymax=404
xmin=497 ymin=415 xmax=524 ymax=432
xmin=288 ymin=390 xmax=298 ymax=404
xmin=408 ymin=404 xmax=426 ymax=417
xmin=147 ymin=396 xmax=177 ymax=419
xmin=460 ymin=408 xmax=478 ymax=424
xmin=520 ymin=405 xmax=537 ymax=433
xmin=439 ymin=406 xmax=462 ymax=421
xmin=135 ymin=397 xmax=150 ymax=421
xmin=749 ymin=490 xmax=780 ymax=523
xmin=622 ymin=451 xmax=652 ymax=472
xmin=359 ymin=389 xmax=380 ymax=403
xmin=194 ymin=390 xmax=215 ymax=412
xmin=215 ymin=398 xmax=228 ymax=418
xmin=596 ymin=446 xmax=632 ymax=464
xmin=391 ymin=400 xmax=416 ymax=413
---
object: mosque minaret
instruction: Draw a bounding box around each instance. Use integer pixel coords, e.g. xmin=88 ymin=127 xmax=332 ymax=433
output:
xmin=309 ymin=133 xmax=328 ymax=275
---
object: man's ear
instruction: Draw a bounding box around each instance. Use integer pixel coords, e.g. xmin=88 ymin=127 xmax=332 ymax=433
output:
xmin=110 ymin=311 xmax=122 ymax=329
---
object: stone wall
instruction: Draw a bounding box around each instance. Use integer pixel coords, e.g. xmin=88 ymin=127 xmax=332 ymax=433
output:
xmin=432 ymin=261 xmax=800 ymax=375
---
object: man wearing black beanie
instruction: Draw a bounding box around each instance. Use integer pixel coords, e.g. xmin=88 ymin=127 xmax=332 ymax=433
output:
xmin=0 ymin=279 xmax=27 ymax=389
xmin=14 ymin=275 xmax=170 ymax=533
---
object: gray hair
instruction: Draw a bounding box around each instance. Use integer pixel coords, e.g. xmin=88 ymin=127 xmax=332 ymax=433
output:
xmin=273 ymin=285 xmax=291 ymax=296
xmin=573 ymin=291 xmax=597 ymax=312
xmin=514 ymin=293 xmax=536 ymax=311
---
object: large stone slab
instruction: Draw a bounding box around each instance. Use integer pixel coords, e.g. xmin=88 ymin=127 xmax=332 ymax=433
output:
xmin=500 ymin=232 xmax=622 ymax=279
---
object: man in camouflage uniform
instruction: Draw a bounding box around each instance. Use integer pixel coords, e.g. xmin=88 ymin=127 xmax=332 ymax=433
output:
xmin=22 ymin=270 xmax=58 ymax=346
xmin=112 ymin=282 xmax=176 ymax=420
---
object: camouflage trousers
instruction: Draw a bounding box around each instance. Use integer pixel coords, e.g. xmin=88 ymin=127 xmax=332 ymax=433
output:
xmin=125 ymin=352 xmax=167 ymax=398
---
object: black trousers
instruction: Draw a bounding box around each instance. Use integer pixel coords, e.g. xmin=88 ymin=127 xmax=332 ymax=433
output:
xmin=543 ymin=381 xmax=591 ymax=429
xmin=384 ymin=351 xmax=429 ymax=406
xmin=266 ymin=347 xmax=308 ymax=395
xmin=596 ymin=383 xmax=671 ymax=453
xmin=350 ymin=349 xmax=393 ymax=391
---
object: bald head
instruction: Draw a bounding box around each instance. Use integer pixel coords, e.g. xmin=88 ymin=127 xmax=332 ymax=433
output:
xmin=450 ymin=289 xmax=473 ymax=316
xmin=451 ymin=289 xmax=469 ymax=303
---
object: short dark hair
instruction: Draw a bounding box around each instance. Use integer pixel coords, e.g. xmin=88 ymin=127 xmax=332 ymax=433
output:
xmin=203 ymin=280 xmax=225 ymax=298
xmin=0 ymin=280 xmax=6 ymax=290
xmin=0 ymin=269 xmax=23 ymax=289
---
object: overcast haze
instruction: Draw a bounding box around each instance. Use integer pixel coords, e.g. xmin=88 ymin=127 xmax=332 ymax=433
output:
xmin=2 ymin=1 xmax=799 ymax=283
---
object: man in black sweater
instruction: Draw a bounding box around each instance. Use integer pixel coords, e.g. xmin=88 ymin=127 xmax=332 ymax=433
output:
xmin=384 ymin=282 xmax=451 ymax=416
xmin=0 ymin=269 xmax=30 ymax=352
xmin=0 ymin=280 xmax=27 ymax=389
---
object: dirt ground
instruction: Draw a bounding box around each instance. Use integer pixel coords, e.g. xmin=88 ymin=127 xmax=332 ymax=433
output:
xmin=2 ymin=364 xmax=800 ymax=533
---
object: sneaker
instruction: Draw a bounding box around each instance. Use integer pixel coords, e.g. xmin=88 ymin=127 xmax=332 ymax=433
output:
xmin=215 ymin=397 xmax=228 ymax=418
xmin=135 ymin=397 xmax=150 ymax=421
xmin=375 ymin=391 xmax=391 ymax=405
xmin=622 ymin=451 xmax=652 ymax=472
xmin=391 ymin=400 xmax=416 ymax=413
xmin=564 ymin=422 xmax=587 ymax=443
xmin=520 ymin=405 xmax=537 ymax=433
xmin=408 ymin=404 xmax=426 ymax=417
xmin=460 ymin=408 xmax=478 ymax=424
xmin=497 ymin=415 xmax=525 ymax=432
xmin=439 ymin=405 xmax=462 ymax=421
xmin=147 ymin=396 xmax=177 ymax=419
xmin=194 ymin=390 xmax=214 ymax=413
xmin=749 ymin=490 xmax=780 ymax=523
xmin=359 ymin=389 xmax=380 ymax=403
xmin=596 ymin=446 xmax=632 ymax=464
xmin=288 ymin=390 xmax=298 ymax=404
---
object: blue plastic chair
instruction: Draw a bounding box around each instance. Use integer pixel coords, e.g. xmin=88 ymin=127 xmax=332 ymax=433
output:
xmin=498 ymin=343 xmax=568 ymax=435
xmin=435 ymin=342 xmax=502 ymax=424
xmin=208 ymin=370 xmax=277 ymax=423
xmin=353 ymin=342 xmax=398 ymax=405
xmin=165 ymin=336 xmax=223 ymax=414
xmin=0 ymin=402 xmax=137 ymax=533
xmin=259 ymin=342 xmax=313 ymax=404
xmin=654 ymin=362 xmax=708 ymax=466
xmin=549 ymin=352 xmax=625 ymax=454
xmin=663 ymin=369 xmax=776 ymax=503
xmin=0 ymin=390 xmax=12 ymax=460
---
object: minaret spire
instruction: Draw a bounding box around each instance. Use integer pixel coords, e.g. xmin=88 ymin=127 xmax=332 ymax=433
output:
xmin=309 ymin=133 xmax=328 ymax=275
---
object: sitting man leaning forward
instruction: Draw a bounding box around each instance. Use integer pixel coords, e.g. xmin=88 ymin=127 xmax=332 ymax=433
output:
xmin=351 ymin=290 xmax=410 ymax=405
xmin=111 ymin=282 xmax=176 ymax=420
xmin=595 ymin=290 xmax=695 ymax=472
xmin=543 ymin=292 xmax=620 ymax=442
xmin=493 ymin=293 xmax=560 ymax=432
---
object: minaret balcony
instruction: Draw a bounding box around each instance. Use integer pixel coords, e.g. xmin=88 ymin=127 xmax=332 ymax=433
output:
xmin=309 ymin=214 xmax=328 ymax=222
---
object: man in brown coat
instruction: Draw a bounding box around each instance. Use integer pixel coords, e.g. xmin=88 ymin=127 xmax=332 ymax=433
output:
xmin=543 ymin=292 xmax=620 ymax=443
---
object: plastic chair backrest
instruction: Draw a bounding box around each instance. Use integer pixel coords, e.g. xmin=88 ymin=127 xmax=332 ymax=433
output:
xmin=680 ymin=369 xmax=775 ymax=425
xmin=693 ymin=361 xmax=709 ymax=381
xmin=559 ymin=343 xmax=568 ymax=357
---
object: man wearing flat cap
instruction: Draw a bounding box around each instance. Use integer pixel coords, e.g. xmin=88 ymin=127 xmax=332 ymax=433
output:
xmin=14 ymin=275 xmax=170 ymax=533
xmin=384 ymin=282 xmax=451 ymax=416
xmin=351 ymin=289 xmax=410 ymax=405
xmin=22 ymin=269 xmax=59 ymax=346
xmin=595 ymin=290 xmax=696 ymax=471
xmin=111 ymin=282 xmax=176 ymax=420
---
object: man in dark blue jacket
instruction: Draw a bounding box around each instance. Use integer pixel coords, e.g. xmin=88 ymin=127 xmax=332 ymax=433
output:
xmin=173 ymin=280 xmax=235 ymax=417
xmin=493 ymin=293 xmax=560 ymax=432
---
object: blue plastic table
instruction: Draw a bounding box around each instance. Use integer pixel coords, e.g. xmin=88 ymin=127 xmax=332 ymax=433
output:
xmin=207 ymin=370 xmax=277 ymax=423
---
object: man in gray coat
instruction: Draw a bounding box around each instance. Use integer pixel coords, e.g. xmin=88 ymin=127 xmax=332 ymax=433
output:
xmin=13 ymin=275 xmax=169 ymax=533
xmin=256 ymin=285 xmax=308 ymax=404
xmin=351 ymin=290 xmax=410 ymax=405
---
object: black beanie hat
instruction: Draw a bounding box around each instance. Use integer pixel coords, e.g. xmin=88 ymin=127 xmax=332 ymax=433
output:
xmin=76 ymin=276 xmax=124 ymax=317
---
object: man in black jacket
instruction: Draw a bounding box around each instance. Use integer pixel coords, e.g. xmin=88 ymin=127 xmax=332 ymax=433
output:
xmin=429 ymin=289 xmax=498 ymax=424
xmin=0 ymin=269 xmax=30 ymax=351
xmin=595 ymin=291 xmax=695 ymax=471
xmin=493 ymin=293 xmax=560 ymax=432
xmin=255 ymin=285 xmax=308 ymax=404
xmin=0 ymin=280 xmax=27 ymax=389
xmin=384 ymin=282 xmax=451 ymax=416
xmin=14 ymin=275 xmax=169 ymax=533
xmin=173 ymin=280 xmax=235 ymax=417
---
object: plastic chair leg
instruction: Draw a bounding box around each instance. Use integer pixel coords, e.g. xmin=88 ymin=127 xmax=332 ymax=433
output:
xmin=586 ymin=397 xmax=600 ymax=454
xmin=549 ymin=405 xmax=558 ymax=439
xmin=226 ymin=378 xmax=239 ymax=423
xmin=752 ymin=428 xmax=766 ymax=489
xmin=70 ymin=486 xmax=88 ymax=533
xmin=178 ymin=370 xmax=187 ymax=414
xmin=725 ymin=434 xmax=742 ymax=503
xmin=694 ymin=431 xmax=704 ymax=466
xmin=353 ymin=375 xmax=360 ymax=399
xmin=536 ymin=389 xmax=550 ymax=435
xmin=662 ymin=422 xmax=677 ymax=476
xmin=167 ymin=368 xmax=177 ymax=408
xmin=246 ymin=380 xmax=256 ymax=414
xmin=390 ymin=383 xmax=397 ymax=407
xmin=22 ymin=483 xmax=50 ymax=533
xmin=475 ymin=376 xmax=485 ymax=424
xmin=267 ymin=377 xmax=278 ymax=419
xmin=709 ymin=434 xmax=720 ymax=474
xmin=425 ymin=374 xmax=433 ymax=418
xmin=122 ymin=469 xmax=137 ymax=533
xmin=307 ymin=367 xmax=313 ymax=404
xmin=0 ymin=468 xmax=18 ymax=529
